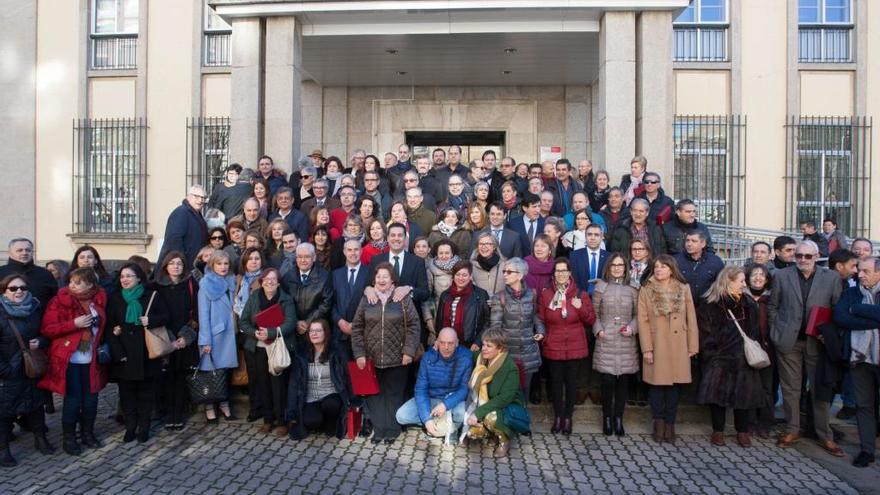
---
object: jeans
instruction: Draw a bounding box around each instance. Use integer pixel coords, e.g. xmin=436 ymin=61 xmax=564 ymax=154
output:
xmin=649 ymin=385 xmax=681 ymax=423
xmin=61 ymin=363 xmax=98 ymax=428
xmin=395 ymin=397 xmax=466 ymax=429
xmin=547 ymin=359 xmax=583 ymax=417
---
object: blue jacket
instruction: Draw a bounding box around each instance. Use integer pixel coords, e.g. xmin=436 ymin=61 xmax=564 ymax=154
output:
xmin=269 ymin=208 xmax=310 ymax=244
xmin=197 ymin=271 xmax=238 ymax=370
xmin=833 ymin=285 xmax=880 ymax=362
xmin=674 ymin=252 xmax=725 ymax=304
xmin=570 ymin=248 xmax=609 ymax=295
xmin=157 ymin=200 xmax=209 ymax=270
xmin=415 ymin=347 xmax=474 ymax=424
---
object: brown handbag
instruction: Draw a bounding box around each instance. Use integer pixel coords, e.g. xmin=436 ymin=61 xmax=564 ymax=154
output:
xmin=143 ymin=292 xmax=175 ymax=359
xmin=8 ymin=319 xmax=48 ymax=379
xmin=230 ymin=349 xmax=249 ymax=386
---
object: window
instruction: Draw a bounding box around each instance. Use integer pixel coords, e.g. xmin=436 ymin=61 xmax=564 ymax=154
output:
xmin=673 ymin=0 xmax=728 ymax=62
xmin=90 ymin=0 xmax=138 ymax=69
xmin=73 ymin=118 xmax=147 ymax=234
xmin=187 ymin=117 xmax=230 ymax=196
xmin=203 ymin=0 xmax=231 ymax=67
xmin=785 ymin=116 xmax=871 ymax=237
xmin=798 ymin=0 xmax=852 ymax=62
xmin=673 ymin=115 xmax=746 ymax=226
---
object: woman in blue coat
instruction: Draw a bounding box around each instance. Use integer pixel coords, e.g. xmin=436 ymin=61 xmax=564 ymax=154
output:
xmin=198 ymin=250 xmax=238 ymax=423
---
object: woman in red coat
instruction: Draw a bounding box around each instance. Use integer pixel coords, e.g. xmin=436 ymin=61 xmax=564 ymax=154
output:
xmin=537 ymin=257 xmax=596 ymax=435
xmin=39 ymin=267 xmax=108 ymax=456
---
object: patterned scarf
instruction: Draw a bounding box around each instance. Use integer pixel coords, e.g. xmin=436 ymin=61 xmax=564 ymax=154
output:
xmin=0 ymin=292 xmax=38 ymax=318
xmin=68 ymin=283 xmax=100 ymax=352
xmin=121 ymin=284 xmax=145 ymax=325
xmin=432 ymin=255 xmax=461 ymax=273
xmin=549 ymin=280 xmax=570 ymax=319
xmin=370 ymin=240 xmax=389 ymax=251
xmin=436 ymin=221 xmax=458 ymax=237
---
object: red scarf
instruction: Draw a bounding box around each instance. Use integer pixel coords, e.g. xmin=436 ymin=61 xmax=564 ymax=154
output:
xmin=503 ymin=196 xmax=518 ymax=211
xmin=441 ymin=283 xmax=474 ymax=341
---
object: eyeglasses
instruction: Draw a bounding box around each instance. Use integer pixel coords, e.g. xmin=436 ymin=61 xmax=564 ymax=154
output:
xmin=449 ymin=182 xmax=463 ymax=186
xmin=190 ymin=194 xmax=207 ymax=200
xmin=631 ymin=247 xmax=647 ymax=251
xmin=643 ymin=180 xmax=660 ymax=185
xmin=555 ymin=269 xmax=570 ymax=273
xmin=210 ymin=235 xmax=225 ymax=240
xmin=301 ymin=175 xmax=312 ymax=179
xmin=610 ymin=263 xmax=626 ymax=268
xmin=502 ymin=270 xmax=519 ymax=275
xmin=795 ymin=253 xmax=815 ymax=260
xmin=6 ymin=286 xmax=28 ymax=292
xmin=308 ymin=328 xmax=324 ymax=334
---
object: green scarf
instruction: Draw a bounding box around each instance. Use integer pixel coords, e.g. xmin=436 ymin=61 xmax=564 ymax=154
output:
xmin=122 ymin=284 xmax=145 ymax=325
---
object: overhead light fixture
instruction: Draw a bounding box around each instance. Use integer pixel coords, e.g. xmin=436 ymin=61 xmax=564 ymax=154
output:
xmin=396 ymin=71 xmax=408 ymax=76
xmin=502 ymin=70 xmax=512 ymax=75
xmin=504 ymin=48 xmax=518 ymax=54
xmin=385 ymin=48 xmax=398 ymax=54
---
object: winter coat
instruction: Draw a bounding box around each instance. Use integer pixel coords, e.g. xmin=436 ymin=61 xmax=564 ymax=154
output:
xmin=351 ymin=295 xmax=421 ymax=369
xmin=153 ymin=275 xmax=200 ymax=372
xmin=537 ymin=281 xmax=596 ymax=361
xmin=197 ymin=272 xmax=239 ymax=370
xmin=489 ymin=286 xmax=545 ymax=374
xmin=0 ymin=260 xmax=57 ymax=314
xmin=105 ymin=288 xmax=171 ymax=382
xmin=470 ymin=253 xmax=506 ymax=297
xmin=426 ymin=227 xmax=472 ymax=260
xmin=281 ymin=264 xmax=333 ymax=345
xmin=415 ymin=347 xmax=474 ymax=424
xmin=591 ymin=280 xmax=640 ymax=376
xmin=156 ymin=200 xmax=209 ymax=270
xmin=524 ymin=256 xmax=554 ymax=294
xmin=39 ymin=288 xmax=109 ymax=395
xmin=661 ymin=216 xmax=714 ymax=255
xmin=286 ymin=345 xmax=351 ymax=440
xmin=0 ymin=307 xmax=47 ymax=416
xmin=435 ymin=284 xmax=490 ymax=347
xmin=426 ymin=260 xmax=454 ymax=300
xmin=636 ymin=188 xmax=675 ymax=225
xmin=238 ymin=289 xmax=298 ymax=354
xmin=674 ymin=251 xmax=725 ymax=305
xmin=696 ymin=296 xmax=766 ymax=409
xmin=471 ymin=351 xmax=525 ymax=437
xmin=608 ymin=217 xmax=667 ymax=256
xmin=406 ymin=205 xmax=438 ymax=237
xmin=637 ymin=279 xmax=699 ymax=385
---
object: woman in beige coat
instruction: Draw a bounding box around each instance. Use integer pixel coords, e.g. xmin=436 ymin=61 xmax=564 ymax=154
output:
xmin=637 ymin=254 xmax=698 ymax=445
xmin=470 ymin=233 xmax=506 ymax=296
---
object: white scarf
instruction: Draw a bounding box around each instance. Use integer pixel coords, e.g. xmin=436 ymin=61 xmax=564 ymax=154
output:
xmin=851 ymin=283 xmax=880 ymax=365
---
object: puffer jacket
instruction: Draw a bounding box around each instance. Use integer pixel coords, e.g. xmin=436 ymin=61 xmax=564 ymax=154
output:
xmin=351 ymin=295 xmax=421 ymax=369
xmin=0 ymin=308 xmax=47 ymax=416
xmin=489 ymin=285 xmax=545 ymax=373
xmin=415 ymin=347 xmax=474 ymax=424
xmin=471 ymin=253 xmax=506 ymax=297
xmin=662 ymin=216 xmax=714 ymax=255
xmin=591 ymin=280 xmax=640 ymax=376
xmin=538 ymin=281 xmax=596 ymax=361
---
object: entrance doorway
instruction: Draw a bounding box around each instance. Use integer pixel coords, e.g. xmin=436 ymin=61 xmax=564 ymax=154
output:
xmin=405 ymin=131 xmax=505 ymax=164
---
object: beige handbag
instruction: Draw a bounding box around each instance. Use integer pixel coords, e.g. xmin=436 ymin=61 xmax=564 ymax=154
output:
xmin=143 ymin=291 xmax=175 ymax=359
xmin=266 ymin=326 xmax=291 ymax=376
xmin=728 ymin=309 xmax=771 ymax=369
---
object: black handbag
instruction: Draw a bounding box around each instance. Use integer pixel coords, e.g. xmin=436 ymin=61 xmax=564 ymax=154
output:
xmin=186 ymin=354 xmax=229 ymax=405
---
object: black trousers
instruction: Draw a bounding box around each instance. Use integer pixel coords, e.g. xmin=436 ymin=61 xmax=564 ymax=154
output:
xmin=364 ymin=365 xmax=409 ymax=439
xmin=649 ymin=385 xmax=681 ymax=423
xmin=250 ymin=347 xmax=289 ymax=424
xmin=118 ymin=379 xmax=156 ymax=434
xmin=162 ymin=370 xmax=190 ymax=424
xmin=244 ymin=348 xmax=263 ymax=418
xmin=753 ymin=363 xmax=776 ymax=432
xmin=1 ymin=409 xmax=44 ymax=442
xmin=852 ymin=362 xmax=880 ymax=455
xmin=600 ymin=373 xmax=631 ymax=418
xmin=547 ymin=359 xmax=583 ymax=417
xmin=302 ymin=393 xmax=343 ymax=435
xmin=709 ymin=404 xmax=750 ymax=433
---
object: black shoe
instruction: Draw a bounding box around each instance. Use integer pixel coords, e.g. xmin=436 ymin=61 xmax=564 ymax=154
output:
xmin=44 ymin=397 xmax=55 ymax=414
xmin=602 ymin=416 xmax=613 ymax=436
xmin=123 ymin=430 xmax=137 ymax=443
xmin=34 ymin=433 xmax=55 ymax=454
xmin=0 ymin=445 xmax=16 ymax=468
xmin=836 ymin=406 xmax=857 ymax=420
xmin=614 ymin=417 xmax=625 ymax=437
xmin=529 ymin=379 xmax=542 ymax=405
xmin=137 ymin=431 xmax=149 ymax=444
xmin=62 ymin=424 xmax=82 ymax=456
xmin=221 ymin=411 xmax=238 ymax=421
xmin=551 ymin=417 xmax=563 ymax=434
xmin=360 ymin=419 xmax=373 ymax=438
xmin=246 ymin=413 xmax=261 ymax=423
xmin=81 ymin=426 xmax=102 ymax=449
xmin=370 ymin=435 xmax=383 ymax=444
xmin=562 ymin=417 xmax=572 ymax=436
xmin=384 ymin=436 xmax=397 ymax=445
xmin=853 ymin=451 xmax=875 ymax=468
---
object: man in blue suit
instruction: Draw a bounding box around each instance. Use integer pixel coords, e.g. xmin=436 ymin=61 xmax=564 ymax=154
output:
xmin=507 ymin=192 xmax=545 ymax=256
xmin=331 ymin=239 xmax=371 ymax=354
xmin=571 ymin=224 xmax=609 ymax=295
xmin=367 ymin=222 xmax=429 ymax=311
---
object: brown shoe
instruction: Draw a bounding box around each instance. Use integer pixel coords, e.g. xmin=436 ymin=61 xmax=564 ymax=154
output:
xmin=755 ymin=429 xmax=770 ymax=440
xmin=274 ymin=425 xmax=289 ymax=437
xmin=258 ymin=423 xmax=272 ymax=434
xmin=777 ymin=433 xmax=800 ymax=448
xmin=736 ymin=432 xmax=751 ymax=447
xmin=652 ymin=419 xmax=665 ymax=444
xmin=664 ymin=423 xmax=676 ymax=445
xmin=711 ymin=432 xmax=725 ymax=446
xmin=817 ymin=439 xmax=845 ymax=457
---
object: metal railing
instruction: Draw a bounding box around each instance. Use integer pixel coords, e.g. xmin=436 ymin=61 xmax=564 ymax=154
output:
xmin=203 ymin=31 xmax=231 ymax=67
xmin=784 ymin=116 xmax=872 ymax=238
xmin=798 ymin=26 xmax=852 ymax=63
xmin=186 ymin=117 xmax=230 ymax=196
xmin=673 ymin=26 xmax=728 ymax=62
xmin=72 ymin=118 xmax=147 ymax=234
xmin=90 ymin=33 xmax=137 ymax=70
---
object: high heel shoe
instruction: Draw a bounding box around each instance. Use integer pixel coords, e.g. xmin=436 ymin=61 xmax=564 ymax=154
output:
xmin=602 ymin=416 xmax=613 ymax=436
xmin=551 ymin=416 xmax=563 ymax=434
xmin=205 ymin=406 xmax=218 ymax=425
xmin=562 ymin=417 xmax=573 ymax=435
xmin=614 ymin=416 xmax=625 ymax=437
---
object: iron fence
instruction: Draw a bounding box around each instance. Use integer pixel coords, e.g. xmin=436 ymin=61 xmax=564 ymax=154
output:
xmin=673 ymin=26 xmax=728 ymax=62
xmin=186 ymin=117 xmax=230 ymax=196
xmin=673 ymin=115 xmax=747 ymax=226
xmin=72 ymin=118 xmax=147 ymax=234
xmin=90 ymin=33 xmax=137 ymax=70
xmin=798 ymin=26 xmax=852 ymax=63
xmin=784 ymin=116 xmax=872 ymax=238
xmin=204 ymin=31 xmax=231 ymax=67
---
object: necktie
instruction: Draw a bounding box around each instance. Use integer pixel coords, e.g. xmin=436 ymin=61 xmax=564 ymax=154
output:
xmin=317 ymin=199 xmax=324 ymax=207
xmin=301 ymin=273 xmax=308 ymax=283
xmin=393 ymin=256 xmax=401 ymax=277
xmin=590 ymin=252 xmax=597 ymax=280
xmin=527 ymin=220 xmax=535 ymax=241
xmin=349 ymin=268 xmax=356 ymax=288
xmin=493 ymin=229 xmax=502 ymax=242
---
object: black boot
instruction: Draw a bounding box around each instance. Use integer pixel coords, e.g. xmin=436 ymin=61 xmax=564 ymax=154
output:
xmin=602 ymin=416 xmax=613 ymax=436
xmin=529 ymin=377 xmax=542 ymax=405
xmin=44 ymin=392 xmax=56 ymax=414
xmin=614 ymin=416 xmax=625 ymax=437
xmin=0 ymin=427 xmax=16 ymax=468
xmin=551 ymin=416 xmax=563 ymax=434
xmin=62 ymin=423 xmax=81 ymax=456
xmin=34 ymin=432 xmax=55 ymax=454
xmin=80 ymin=422 xmax=102 ymax=449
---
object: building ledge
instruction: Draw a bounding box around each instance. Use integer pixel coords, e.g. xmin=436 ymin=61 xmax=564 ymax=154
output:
xmin=673 ymin=61 xmax=731 ymax=71
xmin=88 ymin=69 xmax=138 ymax=78
xmin=67 ymin=233 xmax=153 ymax=246
xmin=201 ymin=66 xmax=232 ymax=75
xmin=797 ymin=62 xmax=856 ymax=71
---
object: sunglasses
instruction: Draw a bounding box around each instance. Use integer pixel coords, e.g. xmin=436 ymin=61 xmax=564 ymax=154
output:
xmin=7 ymin=286 xmax=28 ymax=292
xmin=642 ymin=180 xmax=659 ymax=185
xmin=210 ymin=235 xmax=225 ymax=240
xmin=795 ymin=253 xmax=815 ymax=260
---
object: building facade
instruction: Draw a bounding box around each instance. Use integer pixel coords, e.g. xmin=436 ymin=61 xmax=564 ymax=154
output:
xmin=0 ymin=0 xmax=877 ymax=261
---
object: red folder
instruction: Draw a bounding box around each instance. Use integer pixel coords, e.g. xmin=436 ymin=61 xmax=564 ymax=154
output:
xmin=348 ymin=359 xmax=380 ymax=396
xmin=255 ymin=303 xmax=284 ymax=328
xmin=806 ymin=306 xmax=832 ymax=337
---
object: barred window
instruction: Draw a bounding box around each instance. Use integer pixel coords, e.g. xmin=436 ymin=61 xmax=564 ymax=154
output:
xmin=73 ymin=118 xmax=147 ymax=234
xmin=785 ymin=116 xmax=871 ymax=237
xmin=798 ymin=0 xmax=852 ymax=63
xmin=90 ymin=0 xmax=138 ymax=70
xmin=673 ymin=115 xmax=746 ymax=226
xmin=187 ymin=117 xmax=230 ymax=196
xmin=673 ymin=0 xmax=728 ymax=62
xmin=203 ymin=0 xmax=231 ymax=67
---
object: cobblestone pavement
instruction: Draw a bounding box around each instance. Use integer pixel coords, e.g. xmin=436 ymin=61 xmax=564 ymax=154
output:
xmin=0 ymin=387 xmax=867 ymax=495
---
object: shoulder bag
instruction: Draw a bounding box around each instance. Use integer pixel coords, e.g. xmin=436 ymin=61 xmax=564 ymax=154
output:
xmin=8 ymin=318 xmax=48 ymax=379
xmin=265 ymin=307 xmax=291 ymax=376
xmin=187 ymin=353 xmax=229 ymax=404
xmin=143 ymin=291 xmax=175 ymax=359
xmin=728 ymin=309 xmax=771 ymax=369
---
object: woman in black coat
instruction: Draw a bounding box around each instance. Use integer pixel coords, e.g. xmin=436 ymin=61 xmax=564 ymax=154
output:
xmin=0 ymin=274 xmax=53 ymax=467
xmin=434 ymin=261 xmax=490 ymax=351
xmin=286 ymin=319 xmax=351 ymax=440
xmin=153 ymin=251 xmax=200 ymax=431
xmin=696 ymin=266 xmax=765 ymax=448
xmin=106 ymin=263 xmax=170 ymax=443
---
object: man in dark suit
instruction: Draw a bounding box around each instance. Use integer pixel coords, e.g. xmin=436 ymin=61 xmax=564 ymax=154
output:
xmin=157 ymin=185 xmax=209 ymax=270
xmin=507 ymin=193 xmax=545 ymax=256
xmin=471 ymin=202 xmax=523 ymax=260
xmin=367 ymin=222 xmax=429 ymax=314
xmin=571 ymin=224 xmax=609 ymax=295
xmin=299 ymin=178 xmax=340 ymax=219
xmin=331 ymin=239 xmax=370 ymax=354
xmin=547 ymin=158 xmax=583 ymax=217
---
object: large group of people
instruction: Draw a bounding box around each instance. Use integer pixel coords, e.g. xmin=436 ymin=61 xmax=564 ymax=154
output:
xmin=0 ymin=146 xmax=877 ymax=468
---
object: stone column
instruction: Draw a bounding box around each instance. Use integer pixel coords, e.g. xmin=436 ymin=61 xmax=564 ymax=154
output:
xmin=263 ymin=16 xmax=302 ymax=173
xmin=229 ymin=17 xmax=262 ymax=167
xmin=636 ymin=10 xmax=674 ymax=191
xmin=598 ymin=11 xmax=636 ymax=183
